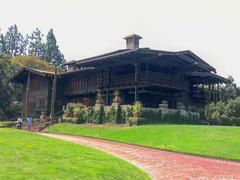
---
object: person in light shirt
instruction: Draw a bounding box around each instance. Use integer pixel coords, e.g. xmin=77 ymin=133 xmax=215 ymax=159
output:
xmin=17 ymin=115 xmax=23 ymax=130
xmin=26 ymin=115 xmax=32 ymax=131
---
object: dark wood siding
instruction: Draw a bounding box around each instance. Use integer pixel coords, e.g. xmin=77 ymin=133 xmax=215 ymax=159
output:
xmin=22 ymin=74 xmax=50 ymax=116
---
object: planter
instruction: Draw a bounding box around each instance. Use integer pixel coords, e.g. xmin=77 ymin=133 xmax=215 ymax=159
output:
xmin=177 ymin=102 xmax=185 ymax=110
xmin=159 ymin=100 xmax=168 ymax=109
xmin=113 ymin=96 xmax=121 ymax=104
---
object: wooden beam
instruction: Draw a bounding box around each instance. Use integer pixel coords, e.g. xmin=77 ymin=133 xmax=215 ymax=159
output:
xmin=50 ymin=67 xmax=57 ymax=122
xmin=25 ymin=72 xmax=31 ymax=117
xmin=86 ymin=73 xmax=89 ymax=95
xmin=134 ymin=63 xmax=140 ymax=101
xmin=179 ymin=55 xmax=212 ymax=72
xmin=106 ymin=68 xmax=110 ymax=105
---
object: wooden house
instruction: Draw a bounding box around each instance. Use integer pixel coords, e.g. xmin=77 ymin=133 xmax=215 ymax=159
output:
xmin=11 ymin=34 xmax=230 ymax=117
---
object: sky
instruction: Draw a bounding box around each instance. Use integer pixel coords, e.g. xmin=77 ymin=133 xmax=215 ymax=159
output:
xmin=1 ymin=0 xmax=240 ymax=84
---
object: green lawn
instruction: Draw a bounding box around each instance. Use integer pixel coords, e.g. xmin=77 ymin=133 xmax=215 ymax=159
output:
xmin=47 ymin=123 xmax=240 ymax=161
xmin=0 ymin=128 xmax=149 ymax=180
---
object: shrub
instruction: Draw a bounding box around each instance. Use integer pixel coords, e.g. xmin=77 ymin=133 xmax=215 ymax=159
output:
xmin=205 ymin=97 xmax=240 ymax=126
xmin=83 ymin=106 xmax=94 ymax=123
xmin=76 ymin=105 xmax=86 ymax=124
xmin=124 ymin=106 xmax=133 ymax=122
xmin=92 ymin=106 xmax=105 ymax=124
xmin=133 ymin=101 xmax=143 ymax=112
xmin=126 ymin=117 xmax=145 ymax=126
xmin=105 ymin=105 xmax=124 ymax=124
xmin=62 ymin=117 xmax=78 ymax=123
xmin=162 ymin=112 xmax=200 ymax=124
xmin=116 ymin=105 xmax=124 ymax=124
xmin=133 ymin=101 xmax=143 ymax=118
xmin=96 ymin=90 xmax=104 ymax=104
xmin=140 ymin=110 xmax=200 ymax=125
xmin=105 ymin=106 xmax=116 ymax=124
xmin=65 ymin=103 xmax=77 ymax=117
xmin=141 ymin=110 xmax=162 ymax=124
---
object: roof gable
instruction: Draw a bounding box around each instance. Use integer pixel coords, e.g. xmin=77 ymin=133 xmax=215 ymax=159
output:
xmin=10 ymin=67 xmax=54 ymax=83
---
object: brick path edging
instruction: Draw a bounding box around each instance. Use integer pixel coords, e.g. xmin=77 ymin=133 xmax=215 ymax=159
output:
xmin=39 ymin=132 xmax=240 ymax=180
xmin=42 ymin=131 xmax=240 ymax=163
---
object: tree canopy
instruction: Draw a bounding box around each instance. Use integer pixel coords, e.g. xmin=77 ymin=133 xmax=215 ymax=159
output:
xmin=44 ymin=29 xmax=65 ymax=67
xmin=10 ymin=56 xmax=57 ymax=73
xmin=0 ymin=25 xmax=65 ymax=67
xmin=0 ymin=54 xmax=22 ymax=118
xmin=220 ymin=75 xmax=239 ymax=101
xmin=0 ymin=25 xmax=28 ymax=56
xmin=28 ymin=28 xmax=45 ymax=59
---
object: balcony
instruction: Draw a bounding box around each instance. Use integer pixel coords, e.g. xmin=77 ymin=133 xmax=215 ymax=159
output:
xmin=110 ymin=71 xmax=184 ymax=90
xmin=64 ymin=71 xmax=185 ymax=96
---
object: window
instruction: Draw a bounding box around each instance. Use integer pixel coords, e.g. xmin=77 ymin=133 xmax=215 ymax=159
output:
xmin=31 ymin=79 xmax=41 ymax=90
xmin=69 ymin=78 xmax=86 ymax=90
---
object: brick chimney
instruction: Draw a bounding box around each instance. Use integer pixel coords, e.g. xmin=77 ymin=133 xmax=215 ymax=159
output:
xmin=124 ymin=34 xmax=142 ymax=49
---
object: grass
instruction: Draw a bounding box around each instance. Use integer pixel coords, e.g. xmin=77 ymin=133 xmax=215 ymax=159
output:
xmin=0 ymin=128 xmax=149 ymax=180
xmin=47 ymin=123 xmax=240 ymax=161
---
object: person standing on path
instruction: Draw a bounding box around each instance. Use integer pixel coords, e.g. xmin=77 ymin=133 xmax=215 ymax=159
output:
xmin=17 ymin=115 xmax=23 ymax=130
xmin=26 ymin=115 xmax=32 ymax=131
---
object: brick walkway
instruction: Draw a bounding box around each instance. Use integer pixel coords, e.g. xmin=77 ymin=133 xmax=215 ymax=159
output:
xmin=39 ymin=132 xmax=240 ymax=180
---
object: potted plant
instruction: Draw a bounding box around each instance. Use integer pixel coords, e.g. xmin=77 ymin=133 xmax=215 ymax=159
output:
xmin=113 ymin=90 xmax=121 ymax=104
xmin=96 ymin=90 xmax=104 ymax=104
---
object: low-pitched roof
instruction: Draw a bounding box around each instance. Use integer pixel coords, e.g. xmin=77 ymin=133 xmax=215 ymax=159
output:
xmin=186 ymin=72 xmax=231 ymax=84
xmin=70 ymin=48 xmax=215 ymax=73
xmin=10 ymin=66 xmax=97 ymax=83
xmin=10 ymin=67 xmax=54 ymax=83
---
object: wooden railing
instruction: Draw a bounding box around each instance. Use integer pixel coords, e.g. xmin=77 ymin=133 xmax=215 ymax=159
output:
xmin=146 ymin=72 xmax=183 ymax=89
xmin=110 ymin=71 xmax=184 ymax=89
xmin=64 ymin=71 xmax=185 ymax=96
xmin=191 ymin=87 xmax=219 ymax=100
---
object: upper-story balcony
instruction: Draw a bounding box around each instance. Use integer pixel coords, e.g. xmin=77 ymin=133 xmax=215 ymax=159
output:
xmin=64 ymin=71 xmax=185 ymax=96
xmin=109 ymin=71 xmax=184 ymax=90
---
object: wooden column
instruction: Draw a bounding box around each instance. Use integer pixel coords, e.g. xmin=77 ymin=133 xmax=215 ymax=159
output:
xmin=106 ymin=68 xmax=110 ymax=105
xmin=211 ymin=84 xmax=216 ymax=102
xmin=25 ymin=72 xmax=31 ymax=117
xmin=208 ymin=84 xmax=211 ymax=100
xmin=217 ymin=83 xmax=220 ymax=101
xmin=146 ymin=63 xmax=149 ymax=83
xmin=50 ymin=67 xmax=57 ymax=122
xmin=134 ymin=63 xmax=139 ymax=102
xmin=86 ymin=73 xmax=89 ymax=94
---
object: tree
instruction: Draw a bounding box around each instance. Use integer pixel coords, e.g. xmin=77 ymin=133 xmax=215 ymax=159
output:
xmin=0 ymin=54 xmax=22 ymax=119
xmin=10 ymin=56 xmax=62 ymax=73
xmin=220 ymin=75 xmax=237 ymax=101
xmin=44 ymin=29 xmax=65 ymax=67
xmin=4 ymin=24 xmax=28 ymax=56
xmin=0 ymin=29 xmax=6 ymax=53
xmin=28 ymin=28 xmax=45 ymax=59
